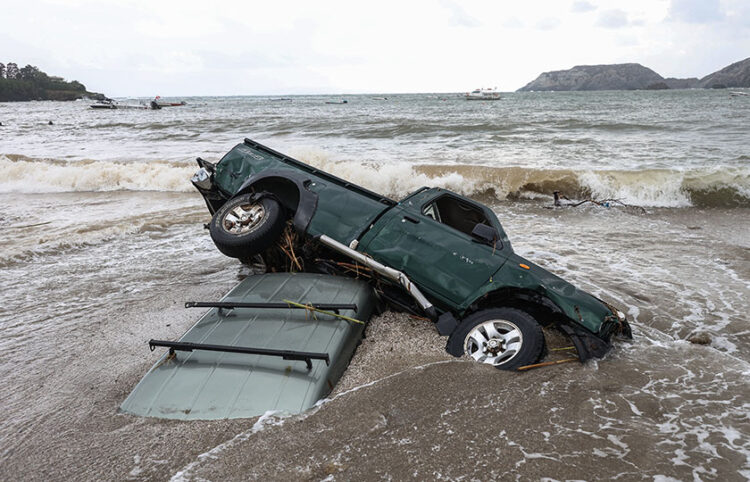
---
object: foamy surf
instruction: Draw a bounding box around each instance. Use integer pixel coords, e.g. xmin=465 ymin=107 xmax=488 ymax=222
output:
xmin=170 ymin=410 xmax=286 ymax=482
xmin=293 ymin=148 xmax=750 ymax=208
xmin=3 ymin=153 xmax=749 ymax=207
xmin=0 ymin=155 xmax=195 ymax=193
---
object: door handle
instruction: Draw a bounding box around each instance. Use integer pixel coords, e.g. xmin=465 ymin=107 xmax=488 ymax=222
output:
xmin=403 ymin=215 xmax=420 ymax=224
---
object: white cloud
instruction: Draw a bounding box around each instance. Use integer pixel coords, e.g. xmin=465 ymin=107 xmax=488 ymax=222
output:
xmin=0 ymin=0 xmax=745 ymax=95
xmin=571 ymin=1 xmax=597 ymax=13
xmin=439 ymin=0 xmax=481 ymax=28
xmin=597 ymin=9 xmax=630 ymax=29
xmin=536 ymin=17 xmax=561 ymax=30
xmin=668 ymin=0 xmax=723 ymax=23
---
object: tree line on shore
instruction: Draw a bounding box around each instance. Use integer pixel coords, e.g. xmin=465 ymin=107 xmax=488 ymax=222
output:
xmin=0 ymin=62 xmax=105 ymax=102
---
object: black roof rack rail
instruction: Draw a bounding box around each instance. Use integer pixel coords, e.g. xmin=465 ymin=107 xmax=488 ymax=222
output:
xmin=149 ymin=339 xmax=330 ymax=371
xmin=184 ymin=301 xmax=357 ymax=314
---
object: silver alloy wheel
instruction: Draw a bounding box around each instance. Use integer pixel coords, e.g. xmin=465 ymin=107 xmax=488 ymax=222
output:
xmin=221 ymin=202 xmax=266 ymax=235
xmin=464 ymin=319 xmax=523 ymax=366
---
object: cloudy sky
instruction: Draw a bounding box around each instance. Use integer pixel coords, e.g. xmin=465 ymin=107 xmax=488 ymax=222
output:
xmin=2 ymin=0 xmax=748 ymax=96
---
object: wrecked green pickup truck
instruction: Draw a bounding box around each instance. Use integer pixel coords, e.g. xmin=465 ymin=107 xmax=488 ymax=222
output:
xmin=191 ymin=139 xmax=631 ymax=370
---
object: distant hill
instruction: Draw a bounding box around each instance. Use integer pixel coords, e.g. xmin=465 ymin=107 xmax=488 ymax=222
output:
xmin=0 ymin=63 xmax=107 ymax=102
xmin=517 ymin=63 xmax=663 ymax=91
xmin=698 ymin=57 xmax=750 ymax=89
xmin=517 ymin=57 xmax=750 ymax=91
xmin=663 ymin=77 xmax=700 ymax=89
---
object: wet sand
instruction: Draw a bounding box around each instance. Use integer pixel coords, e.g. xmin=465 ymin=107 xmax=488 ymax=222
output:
xmin=1 ymin=280 xmax=245 ymax=480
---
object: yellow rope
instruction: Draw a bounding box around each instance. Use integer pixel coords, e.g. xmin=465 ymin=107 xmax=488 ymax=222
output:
xmin=282 ymin=299 xmax=365 ymax=325
xmin=517 ymin=358 xmax=578 ymax=371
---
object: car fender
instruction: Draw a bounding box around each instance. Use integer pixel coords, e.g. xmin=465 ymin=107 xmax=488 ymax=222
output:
xmin=235 ymin=169 xmax=319 ymax=235
xmin=454 ymin=254 xmax=629 ymax=359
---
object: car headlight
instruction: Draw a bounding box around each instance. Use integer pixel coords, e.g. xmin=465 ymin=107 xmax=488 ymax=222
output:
xmin=191 ymin=167 xmax=212 ymax=190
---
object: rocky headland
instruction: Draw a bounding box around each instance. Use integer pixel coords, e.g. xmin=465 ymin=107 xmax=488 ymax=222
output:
xmin=0 ymin=62 xmax=106 ymax=102
xmin=699 ymin=58 xmax=750 ymax=89
xmin=518 ymin=57 xmax=750 ymax=91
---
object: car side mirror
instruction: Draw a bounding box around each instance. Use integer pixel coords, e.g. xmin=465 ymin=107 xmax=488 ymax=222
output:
xmin=471 ymin=223 xmax=499 ymax=246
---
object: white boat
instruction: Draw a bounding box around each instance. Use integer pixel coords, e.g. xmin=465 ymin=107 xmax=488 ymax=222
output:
xmin=465 ymin=87 xmax=501 ymax=100
xmin=90 ymin=101 xmax=150 ymax=110
xmin=90 ymin=98 xmax=167 ymax=110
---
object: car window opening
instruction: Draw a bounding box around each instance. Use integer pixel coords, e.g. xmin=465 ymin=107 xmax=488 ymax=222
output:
xmin=424 ymin=196 xmax=491 ymax=236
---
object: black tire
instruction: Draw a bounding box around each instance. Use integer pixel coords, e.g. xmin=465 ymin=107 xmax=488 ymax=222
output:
xmin=209 ymin=194 xmax=286 ymax=259
xmin=446 ymin=308 xmax=545 ymax=370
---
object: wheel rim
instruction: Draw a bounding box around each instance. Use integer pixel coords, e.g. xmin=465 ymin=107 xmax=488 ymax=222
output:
xmin=221 ymin=202 xmax=266 ymax=235
xmin=464 ymin=319 xmax=523 ymax=366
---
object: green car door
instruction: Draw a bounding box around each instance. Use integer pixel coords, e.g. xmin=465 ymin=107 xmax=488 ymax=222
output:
xmin=358 ymin=192 xmax=509 ymax=308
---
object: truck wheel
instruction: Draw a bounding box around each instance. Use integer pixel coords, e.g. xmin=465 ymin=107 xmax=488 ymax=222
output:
xmin=209 ymin=194 xmax=286 ymax=259
xmin=447 ymin=308 xmax=545 ymax=370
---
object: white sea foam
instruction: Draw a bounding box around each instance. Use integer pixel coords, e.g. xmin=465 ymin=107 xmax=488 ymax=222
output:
xmin=577 ymin=169 xmax=692 ymax=207
xmin=170 ymin=361 xmax=457 ymax=481
xmin=2 ymin=152 xmax=749 ymax=207
xmin=0 ymin=155 xmax=195 ymax=193
xmin=170 ymin=410 xmax=286 ymax=482
xmin=292 ymin=148 xmax=750 ymax=207
xmin=577 ymin=166 xmax=750 ymax=207
xmin=288 ymin=147 xmax=476 ymax=198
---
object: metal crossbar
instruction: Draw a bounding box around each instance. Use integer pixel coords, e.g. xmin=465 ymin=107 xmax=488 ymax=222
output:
xmin=184 ymin=301 xmax=358 ymax=313
xmin=148 ymin=339 xmax=330 ymax=370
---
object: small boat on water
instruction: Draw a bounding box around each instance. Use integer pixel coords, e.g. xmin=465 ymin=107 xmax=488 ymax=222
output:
xmin=89 ymin=102 xmax=118 ymax=109
xmin=153 ymin=95 xmax=187 ymax=107
xmin=90 ymin=100 xmax=154 ymax=110
xmin=90 ymin=97 xmax=184 ymax=110
xmin=465 ymin=87 xmax=501 ymax=100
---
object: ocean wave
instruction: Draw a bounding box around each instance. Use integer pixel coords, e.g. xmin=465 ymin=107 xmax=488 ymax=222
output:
xmin=0 ymin=155 xmax=195 ymax=193
xmin=546 ymin=119 xmax=674 ymax=132
xmin=290 ymin=148 xmax=750 ymax=208
xmin=3 ymin=153 xmax=749 ymax=208
xmin=423 ymin=164 xmax=750 ymax=207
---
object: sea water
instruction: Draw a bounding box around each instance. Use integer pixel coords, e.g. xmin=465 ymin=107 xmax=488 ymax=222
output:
xmin=0 ymin=91 xmax=748 ymax=480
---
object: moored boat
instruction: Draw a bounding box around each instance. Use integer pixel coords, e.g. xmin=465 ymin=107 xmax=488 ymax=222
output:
xmin=90 ymin=101 xmax=151 ymax=110
xmin=89 ymin=102 xmax=117 ymax=109
xmin=153 ymin=95 xmax=187 ymax=107
xmin=465 ymin=87 xmax=501 ymax=100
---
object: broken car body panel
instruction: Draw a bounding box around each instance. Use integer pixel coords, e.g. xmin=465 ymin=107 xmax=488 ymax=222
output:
xmin=194 ymin=139 xmax=631 ymax=361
